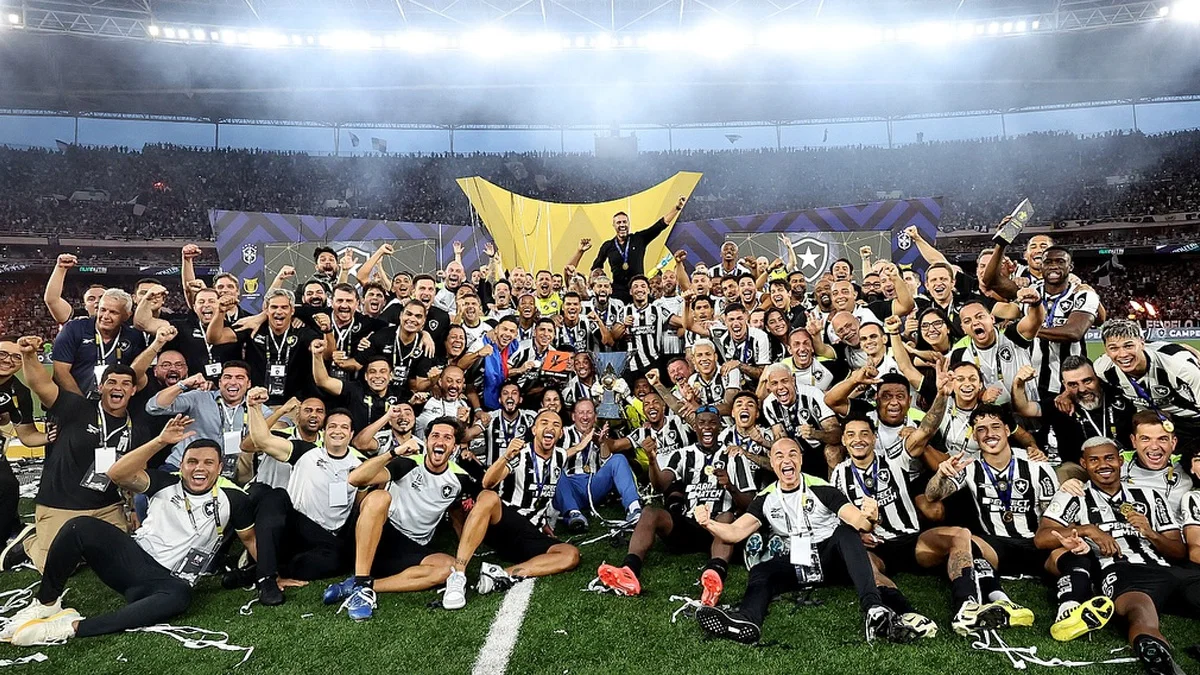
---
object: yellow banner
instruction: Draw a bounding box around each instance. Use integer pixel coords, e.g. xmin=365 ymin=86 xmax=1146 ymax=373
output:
xmin=457 ymin=171 xmax=703 ymax=275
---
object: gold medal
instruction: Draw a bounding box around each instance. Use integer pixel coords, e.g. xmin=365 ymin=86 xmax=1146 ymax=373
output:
xmin=704 ymin=465 xmax=715 ymax=476
xmin=1162 ymin=419 xmax=1175 ymax=434
xmin=1119 ymin=502 xmax=1136 ymax=517
xmin=1001 ymin=511 xmax=1014 ymax=523
xmin=622 ymin=262 xmax=629 ymax=271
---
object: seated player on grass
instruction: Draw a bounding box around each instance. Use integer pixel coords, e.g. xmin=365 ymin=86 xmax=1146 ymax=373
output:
xmin=321 ymin=417 xmax=477 ymax=621
xmin=4 ymin=427 xmax=257 ymax=646
xmin=1036 ymin=437 xmax=1197 ymax=675
xmin=440 ymin=410 xmax=582 ymax=610
xmin=690 ymin=438 xmax=920 ymax=646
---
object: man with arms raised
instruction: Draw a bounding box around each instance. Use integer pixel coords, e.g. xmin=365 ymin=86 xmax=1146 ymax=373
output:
xmin=553 ymin=399 xmax=641 ymax=532
xmin=692 ymin=438 xmax=918 ymax=646
xmin=591 ymin=196 xmax=686 ymax=301
xmin=52 ymin=288 xmax=144 ymax=397
xmin=322 ymin=417 xmax=477 ymax=620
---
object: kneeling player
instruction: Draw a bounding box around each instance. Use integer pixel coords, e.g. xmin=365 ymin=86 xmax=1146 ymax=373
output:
xmin=1036 ymin=437 xmax=1197 ymax=675
xmin=691 ymin=438 xmax=916 ymax=645
xmin=596 ymin=405 xmax=756 ymax=606
xmin=322 ymin=417 xmax=477 ymax=620
xmin=442 ymin=410 xmax=581 ymax=610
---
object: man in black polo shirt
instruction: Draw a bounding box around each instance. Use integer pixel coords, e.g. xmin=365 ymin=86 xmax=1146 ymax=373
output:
xmin=591 ymin=196 xmax=687 ymax=302
xmin=134 ymin=284 xmax=238 ymax=383
xmin=15 ymin=337 xmax=155 ymax=571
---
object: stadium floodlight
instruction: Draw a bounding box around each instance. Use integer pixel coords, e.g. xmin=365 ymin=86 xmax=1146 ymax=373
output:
xmin=987 ymin=21 xmax=1000 ymax=34
xmin=402 ymin=31 xmax=438 ymax=52
xmin=1032 ymin=20 xmax=1040 ymax=29
xmin=914 ymin=22 xmax=954 ymax=43
xmin=163 ymin=27 xmax=176 ymax=38
xmin=222 ymin=30 xmax=237 ymax=44
xmin=528 ymin=32 xmax=564 ymax=52
xmin=591 ymin=32 xmax=614 ymax=49
xmin=1014 ymin=20 xmax=1027 ymax=32
xmin=210 ymin=31 xmax=221 ymax=41
xmin=1002 ymin=21 xmax=1013 ymax=33
xmin=291 ymin=34 xmax=303 ymax=45
xmin=192 ymin=29 xmax=206 ymax=40
xmin=1174 ymin=0 xmax=1200 ymax=21
xmin=7 ymin=13 xmax=19 ymax=25
xmin=148 ymin=24 xmax=160 ymax=36
xmin=956 ymin=23 xmax=975 ymax=39
xmin=1160 ymin=5 xmax=1171 ymax=15
xmin=975 ymin=23 xmax=986 ymax=34
xmin=463 ymin=27 xmax=515 ymax=54
xmin=573 ymin=35 xmax=586 ymax=48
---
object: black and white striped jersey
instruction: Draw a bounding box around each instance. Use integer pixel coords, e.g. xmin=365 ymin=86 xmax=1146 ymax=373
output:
xmin=561 ymin=376 xmax=596 ymax=407
xmin=947 ymin=449 xmax=1059 ymax=538
xmin=482 ymin=410 xmax=537 ymax=465
xmin=707 ymin=323 xmax=772 ymax=366
xmin=654 ymin=295 xmax=685 ymax=356
xmin=508 ymin=340 xmax=558 ymax=388
xmin=949 ymin=325 xmax=1038 ymax=406
xmin=762 ymin=386 xmax=836 ymax=454
xmin=622 ymin=302 xmax=669 ymax=371
xmin=500 ymin=447 xmax=567 ymax=528
xmin=627 ymin=414 xmax=694 ymax=457
xmin=685 ymin=370 xmax=743 ymax=407
xmin=1044 ymin=484 xmax=1177 ymax=568
xmin=559 ymin=424 xmax=602 ymax=475
xmin=1121 ymin=455 xmax=1194 ymax=521
xmin=831 ymin=453 xmax=922 ymax=541
xmin=1094 ymin=342 xmax=1200 ymax=423
xmin=1180 ymin=490 xmax=1200 ymax=528
xmin=717 ymin=425 xmax=775 ymax=457
xmin=848 ymin=399 xmax=925 ymax=480
xmin=787 ymin=360 xmax=835 ymax=393
xmin=935 ymin=401 xmax=980 ymax=458
xmin=660 ymin=444 xmax=757 ymax=516
xmin=1030 ymin=280 xmax=1099 ymax=394
xmin=554 ymin=317 xmax=599 ymax=353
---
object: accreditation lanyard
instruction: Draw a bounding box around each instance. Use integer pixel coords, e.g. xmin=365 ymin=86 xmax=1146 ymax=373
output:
xmin=217 ymin=398 xmax=246 ymax=434
xmin=98 ymin=407 xmax=131 ymax=448
xmin=969 ymin=338 xmax=1002 ymax=384
xmin=95 ymin=329 xmax=122 ymax=365
xmin=333 ymin=319 xmax=355 ymax=352
xmin=528 ymin=449 xmax=552 ymax=500
xmin=779 ymin=484 xmax=813 ymax=538
xmin=182 ymin=484 xmax=224 ymax=537
xmin=267 ymin=328 xmax=292 ymax=366
xmin=1077 ymin=404 xmax=1113 ymax=439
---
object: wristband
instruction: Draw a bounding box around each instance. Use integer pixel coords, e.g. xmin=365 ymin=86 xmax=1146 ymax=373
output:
xmin=177 ymin=382 xmax=190 ymax=392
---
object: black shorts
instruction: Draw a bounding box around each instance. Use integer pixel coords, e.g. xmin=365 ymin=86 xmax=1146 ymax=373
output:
xmin=483 ymin=503 xmax=560 ymax=564
xmin=871 ymin=533 xmax=924 ymax=575
xmin=664 ymin=508 xmax=715 ymax=553
xmin=371 ymin=522 xmax=435 ymax=579
xmin=1101 ymin=562 xmax=1200 ymax=612
xmin=978 ymin=534 xmax=1047 ymax=577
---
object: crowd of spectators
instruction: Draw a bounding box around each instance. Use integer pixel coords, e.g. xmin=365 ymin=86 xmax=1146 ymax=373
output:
xmin=3 ymin=129 xmax=1200 ymax=239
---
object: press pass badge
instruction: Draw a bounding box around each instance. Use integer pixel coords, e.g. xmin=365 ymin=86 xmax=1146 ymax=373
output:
xmin=174 ymin=547 xmax=217 ymax=586
xmin=222 ymin=431 xmax=242 ymax=477
xmin=94 ymin=447 xmax=117 ymax=474
xmin=329 ymin=482 xmax=349 ymax=508
xmin=791 ymin=535 xmax=823 ymax=584
xmin=205 ymin=362 xmax=221 ymax=378
xmin=79 ymin=461 xmax=113 ymax=492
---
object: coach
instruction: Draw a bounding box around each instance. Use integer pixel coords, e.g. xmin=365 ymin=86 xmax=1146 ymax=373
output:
xmin=591 ymin=195 xmax=687 ymax=301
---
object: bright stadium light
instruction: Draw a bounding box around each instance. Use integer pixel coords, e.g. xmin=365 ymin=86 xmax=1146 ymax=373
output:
xmin=956 ymin=23 xmax=975 ymax=39
xmin=222 ymin=31 xmax=237 ymax=44
xmin=591 ymin=32 xmax=614 ymax=49
xmin=210 ymin=31 xmax=221 ymax=41
xmin=291 ymin=34 xmax=303 ymax=45
xmin=402 ymin=31 xmax=439 ymax=52
xmin=148 ymin=24 xmax=160 ymax=36
xmin=1014 ymin=20 xmax=1027 ymax=32
xmin=192 ymin=28 xmax=206 ymax=40
xmin=7 ymin=13 xmax=19 ymax=25
xmin=1031 ymin=19 xmax=1040 ymax=29
xmin=463 ymin=27 xmax=515 ymax=54
xmin=163 ymin=27 xmax=176 ymax=38
xmin=1174 ymin=0 xmax=1200 ymax=21
xmin=1002 ymin=21 xmax=1013 ymax=33
xmin=987 ymin=21 xmax=1000 ymax=34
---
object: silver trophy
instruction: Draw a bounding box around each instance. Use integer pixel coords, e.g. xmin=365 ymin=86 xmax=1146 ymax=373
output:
xmin=592 ymin=352 xmax=629 ymax=420
xmin=993 ymin=198 xmax=1035 ymax=245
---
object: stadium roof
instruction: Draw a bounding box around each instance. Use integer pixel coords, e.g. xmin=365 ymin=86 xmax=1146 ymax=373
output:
xmin=2 ymin=0 xmax=1200 ymax=126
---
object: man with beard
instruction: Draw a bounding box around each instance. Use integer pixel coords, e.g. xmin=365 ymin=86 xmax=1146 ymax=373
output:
xmin=401 ymin=274 xmax=451 ymax=353
xmin=17 ymin=336 xmax=155 ymax=571
xmin=1044 ymin=356 xmax=1137 ymax=467
xmin=434 ymin=254 xmax=467 ymax=316
xmin=688 ymin=303 xmax=770 ymax=382
xmin=52 ymin=288 xmax=145 ymax=397
xmin=466 ymin=382 xmax=536 ymax=465
xmin=716 ymin=391 xmax=775 ymax=475
xmin=322 ymin=417 xmax=478 ymax=621
xmin=239 ymin=289 xmax=322 ymax=406
xmin=653 ymin=269 xmax=686 ymax=359
xmin=1018 ymin=247 xmax=1099 ymax=398
xmin=313 ymin=345 xmax=399 ymax=438
xmin=1093 ymin=319 xmax=1200 ymax=456
xmin=611 ymin=276 xmax=670 ymax=384
xmin=562 ymin=352 xmax=597 ymax=407
xmin=556 ymin=292 xmax=602 ymax=354
xmin=442 ymin=410 xmax=583 ymax=609
xmin=783 ymin=328 xmax=834 ymax=392
xmin=128 ymin=343 xmax=188 ymax=440
xmin=414 ymin=366 xmax=473 ymax=439
xmin=308 ymin=246 xmax=340 ymax=288
xmin=0 ymin=338 xmax=47 ymax=566
xmin=924 ymin=405 xmax=1057 ymax=633
xmin=212 ymin=273 xmax=247 ymax=323
xmin=508 ymin=318 xmax=560 ymax=400
xmin=692 ymin=438 xmax=918 ymax=646
xmin=246 ymin=397 xmax=328 ymax=494
xmin=949 ymin=297 xmax=1043 ymax=406
xmin=584 ymin=276 xmax=627 ymax=351
xmin=298 ymin=280 xmax=330 ymax=309
xmin=533 ymin=270 xmax=562 ymax=317
xmin=456 ymin=293 xmax=493 ymax=352
xmin=324 ymin=284 xmax=387 ymax=382
xmin=353 ymin=403 xmax=423 ymax=459
xmin=1035 ymin=438 xmax=1197 ymax=675
xmin=761 ymin=363 xmax=841 ymax=477
xmin=554 ymin=399 xmax=642 ymax=532
xmin=597 ymin=406 xmax=755 ymax=607
xmin=982 ymin=233 xmax=1057 ymax=296
xmin=472 ymin=317 xmax=523 ymax=411
xmin=245 ymin=403 xmax=363 ymax=605
xmin=359 ymin=300 xmax=436 ymax=402
xmin=762 ymin=278 xmax=807 ymax=328
xmin=135 ymin=286 xmax=237 ymax=383
xmin=2 ymin=427 xmax=260 ymax=647
xmin=146 ymin=362 xmax=260 ymax=481
xmin=486 ymin=279 xmax=516 ymax=322
xmin=591 ymin=196 xmax=687 ymax=301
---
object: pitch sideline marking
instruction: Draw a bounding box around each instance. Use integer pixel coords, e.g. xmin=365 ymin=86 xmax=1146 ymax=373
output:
xmin=471 ymin=578 xmax=536 ymax=675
